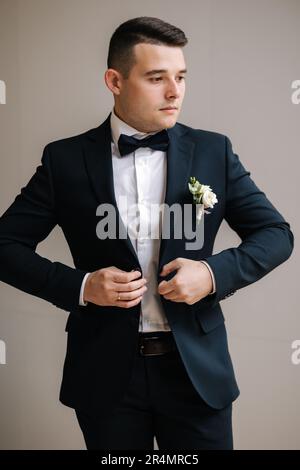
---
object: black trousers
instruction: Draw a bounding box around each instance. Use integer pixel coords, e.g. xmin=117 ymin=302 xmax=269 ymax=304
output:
xmin=75 ymin=332 xmax=233 ymax=450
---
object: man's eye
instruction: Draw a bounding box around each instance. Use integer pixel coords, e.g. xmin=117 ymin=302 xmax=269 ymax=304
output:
xmin=149 ymin=76 xmax=186 ymax=83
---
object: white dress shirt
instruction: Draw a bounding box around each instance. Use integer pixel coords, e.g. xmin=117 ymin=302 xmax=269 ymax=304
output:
xmin=79 ymin=108 xmax=216 ymax=332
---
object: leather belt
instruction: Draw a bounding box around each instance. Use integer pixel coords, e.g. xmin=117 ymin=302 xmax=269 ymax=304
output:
xmin=138 ymin=332 xmax=176 ymax=357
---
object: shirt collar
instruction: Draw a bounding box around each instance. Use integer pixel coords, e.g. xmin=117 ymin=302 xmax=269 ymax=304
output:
xmin=110 ymin=107 xmax=159 ymax=151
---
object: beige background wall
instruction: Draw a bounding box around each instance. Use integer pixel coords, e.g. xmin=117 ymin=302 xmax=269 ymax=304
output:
xmin=0 ymin=0 xmax=299 ymax=449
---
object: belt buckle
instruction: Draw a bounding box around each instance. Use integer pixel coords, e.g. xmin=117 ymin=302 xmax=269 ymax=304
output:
xmin=139 ymin=345 xmax=165 ymax=357
xmin=139 ymin=335 xmax=167 ymax=357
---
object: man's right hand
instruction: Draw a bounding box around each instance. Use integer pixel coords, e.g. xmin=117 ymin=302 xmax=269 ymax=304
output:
xmin=83 ymin=267 xmax=147 ymax=308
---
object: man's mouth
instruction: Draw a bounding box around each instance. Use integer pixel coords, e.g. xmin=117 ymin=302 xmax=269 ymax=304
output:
xmin=160 ymin=106 xmax=178 ymax=114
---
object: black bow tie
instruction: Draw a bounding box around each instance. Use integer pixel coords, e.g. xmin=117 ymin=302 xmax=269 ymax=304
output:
xmin=118 ymin=129 xmax=169 ymax=157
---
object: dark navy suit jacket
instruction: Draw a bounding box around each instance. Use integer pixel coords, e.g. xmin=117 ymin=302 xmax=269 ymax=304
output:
xmin=0 ymin=114 xmax=294 ymax=415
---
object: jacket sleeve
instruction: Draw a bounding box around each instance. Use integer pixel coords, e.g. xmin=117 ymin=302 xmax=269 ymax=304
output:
xmin=202 ymin=136 xmax=294 ymax=306
xmin=0 ymin=144 xmax=87 ymax=311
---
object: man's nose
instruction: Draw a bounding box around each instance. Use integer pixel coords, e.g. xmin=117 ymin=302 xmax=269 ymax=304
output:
xmin=165 ymin=80 xmax=180 ymax=99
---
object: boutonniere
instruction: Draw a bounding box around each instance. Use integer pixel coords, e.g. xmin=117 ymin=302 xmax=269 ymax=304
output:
xmin=188 ymin=176 xmax=218 ymax=224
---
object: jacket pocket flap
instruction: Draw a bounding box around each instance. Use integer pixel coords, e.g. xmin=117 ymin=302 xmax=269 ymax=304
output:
xmin=195 ymin=304 xmax=225 ymax=333
xmin=65 ymin=308 xmax=103 ymax=332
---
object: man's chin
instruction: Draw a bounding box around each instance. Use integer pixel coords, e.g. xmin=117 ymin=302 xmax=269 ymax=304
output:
xmin=158 ymin=115 xmax=178 ymax=129
xmin=164 ymin=119 xmax=178 ymax=129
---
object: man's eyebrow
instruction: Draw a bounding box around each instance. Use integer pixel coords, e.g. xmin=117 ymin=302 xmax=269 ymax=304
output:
xmin=143 ymin=69 xmax=187 ymax=76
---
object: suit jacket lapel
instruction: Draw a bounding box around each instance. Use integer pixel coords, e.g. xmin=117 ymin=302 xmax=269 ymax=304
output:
xmin=82 ymin=113 xmax=141 ymax=267
xmin=158 ymin=125 xmax=196 ymax=272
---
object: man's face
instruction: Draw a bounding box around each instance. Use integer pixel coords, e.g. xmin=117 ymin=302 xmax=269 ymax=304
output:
xmin=110 ymin=43 xmax=186 ymax=133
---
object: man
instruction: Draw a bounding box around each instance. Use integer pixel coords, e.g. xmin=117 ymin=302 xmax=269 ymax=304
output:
xmin=0 ymin=17 xmax=294 ymax=450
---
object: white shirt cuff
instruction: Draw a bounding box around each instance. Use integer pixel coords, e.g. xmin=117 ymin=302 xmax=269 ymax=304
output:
xmin=79 ymin=272 xmax=91 ymax=306
xmin=200 ymin=261 xmax=216 ymax=295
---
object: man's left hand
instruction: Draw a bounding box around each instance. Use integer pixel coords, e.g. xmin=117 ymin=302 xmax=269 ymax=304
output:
xmin=158 ymin=258 xmax=213 ymax=305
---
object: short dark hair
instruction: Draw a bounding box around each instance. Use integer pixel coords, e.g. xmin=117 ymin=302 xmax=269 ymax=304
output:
xmin=107 ymin=17 xmax=188 ymax=79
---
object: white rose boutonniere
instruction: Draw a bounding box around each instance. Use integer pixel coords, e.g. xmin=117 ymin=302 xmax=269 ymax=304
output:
xmin=188 ymin=176 xmax=218 ymax=224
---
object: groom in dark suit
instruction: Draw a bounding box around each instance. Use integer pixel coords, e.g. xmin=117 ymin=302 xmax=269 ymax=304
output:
xmin=0 ymin=17 xmax=294 ymax=450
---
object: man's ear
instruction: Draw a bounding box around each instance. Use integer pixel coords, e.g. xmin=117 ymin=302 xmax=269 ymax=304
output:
xmin=104 ymin=69 xmax=122 ymax=95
